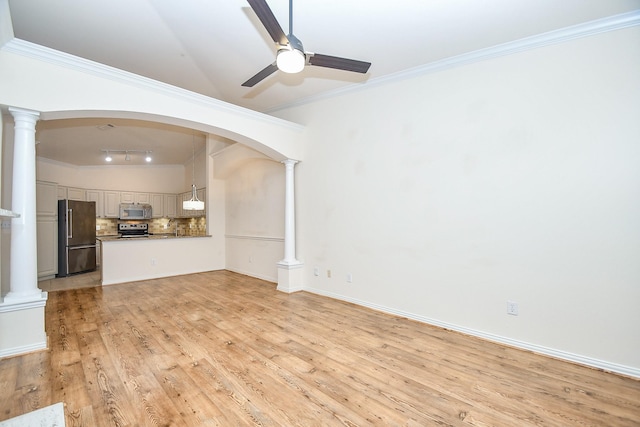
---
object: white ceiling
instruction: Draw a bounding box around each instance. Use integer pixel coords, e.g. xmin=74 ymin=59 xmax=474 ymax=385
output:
xmin=6 ymin=0 xmax=640 ymax=166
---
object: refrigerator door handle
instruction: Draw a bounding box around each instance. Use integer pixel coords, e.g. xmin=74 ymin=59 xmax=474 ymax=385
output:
xmin=68 ymin=208 xmax=73 ymax=239
xmin=68 ymin=244 xmax=96 ymax=250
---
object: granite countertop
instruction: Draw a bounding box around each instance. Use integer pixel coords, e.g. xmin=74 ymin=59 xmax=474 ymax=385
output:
xmin=98 ymin=234 xmax=210 ymax=241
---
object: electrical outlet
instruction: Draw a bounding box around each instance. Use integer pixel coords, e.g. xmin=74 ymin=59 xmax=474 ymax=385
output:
xmin=327 ymin=269 xmax=331 ymax=278
xmin=151 ymin=258 xmax=157 ymax=266
xmin=507 ymin=301 xmax=519 ymax=316
xmin=313 ymin=267 xmax=319 ymax=276
xmin=347 ymin=273 xmax=353 ymax=283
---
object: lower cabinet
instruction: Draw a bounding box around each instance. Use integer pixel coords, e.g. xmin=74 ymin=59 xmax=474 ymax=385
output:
xmin=37 ymin=217 xmax=57 ymax=279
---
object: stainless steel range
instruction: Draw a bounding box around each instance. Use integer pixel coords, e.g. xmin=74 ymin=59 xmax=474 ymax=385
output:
xmin=118 ymin=223 xmax=149 ymax=238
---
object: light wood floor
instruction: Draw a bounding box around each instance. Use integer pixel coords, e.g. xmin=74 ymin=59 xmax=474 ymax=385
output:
xmin=1 ymin=271 xmax=639 ymax=426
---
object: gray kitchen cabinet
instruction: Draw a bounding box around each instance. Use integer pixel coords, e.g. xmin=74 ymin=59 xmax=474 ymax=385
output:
xmin=56 ymin=185 xmax=67 ymax=200
xmin=86 ymin=190 xmax=104 ymax=217
xmin=66 ymin=187 xmax=86 ymax=201
xmin=150 ymin=193 xmax=164 ymax=217
xmin=36 ymin=181 xmax=58 ymax=216
xmin=36 ymin=181 xmax=59 ymax=279
xmin=135 ymin=192 xmax=151 ymax=204
xmin=104 ymin=191 xmax=120 ymax=217
xmin=119 ymin=192 xmax=134 ymax=204
xmin=165 ymin=194 xmax=177 ymax=218
xmin=37 ymin=217 xmax=57 ymax=279
xmin=120 ymin=192 xmax=149 ymax=204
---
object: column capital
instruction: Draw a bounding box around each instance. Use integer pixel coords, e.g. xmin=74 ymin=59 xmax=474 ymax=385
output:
xmin=281 ymin=158 xmax=299 ymax=167
xmin=8 ymin=107 xmax=40 ymax=122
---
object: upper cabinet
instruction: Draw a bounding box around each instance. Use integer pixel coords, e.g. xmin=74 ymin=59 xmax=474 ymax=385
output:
xmin=120 ymin=192 xmax=150 ymax=204
xmin=86 ymin=190 xmax=104 ymax=217
xmin=165 ymin=194 xmax=177 ymax=218
xmin=119 ymin=192 xmax=134 ymax=204
xmin=67 ymin=187 xmax=86 ymax=201
xmin=136 ymin=193 xmax=151 ymax=204
xmin=39 ymin=184 xmax=205 ymax=219
xmin=150 ymin=193 xmax=164 ymax=218
xmin=36 ymin=181 xmax=58 ymax=216
xmin=104 ymin=191 xmax=120 ymax=218
xmin=57 ymin=186 xmax=86 ymax=201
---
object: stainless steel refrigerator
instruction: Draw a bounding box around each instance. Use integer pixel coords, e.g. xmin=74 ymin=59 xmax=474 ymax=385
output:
xmin=57 ymin=199 xmax=97 ymax=277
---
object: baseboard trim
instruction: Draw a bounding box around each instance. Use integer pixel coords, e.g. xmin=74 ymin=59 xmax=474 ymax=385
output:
xmin=225 ymin=267 xmax=277 ymax=284
xmin=304 ymin=286 xmax=640 ymax=379
xmin=0 ymin=341 xmax=48 ymax=359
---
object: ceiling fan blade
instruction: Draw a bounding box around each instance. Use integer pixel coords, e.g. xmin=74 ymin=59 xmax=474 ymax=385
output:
xmin=242 ymin=63 xmax=279 ymax=87
xmin=309 ymin=54 xmax=371 ymax=74
xmin=247 ymin=0 xmax=288 ymax=46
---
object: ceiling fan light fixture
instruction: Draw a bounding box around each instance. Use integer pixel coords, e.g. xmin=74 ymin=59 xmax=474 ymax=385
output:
xmin=276 ymin=48 xmax=305 ymax=73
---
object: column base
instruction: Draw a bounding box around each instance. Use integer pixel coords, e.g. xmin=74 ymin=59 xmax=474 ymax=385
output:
xmin=276 ymin=261 xmax=304 ymax=293
xmin=0 ymin=292 xmax=48 ymax=358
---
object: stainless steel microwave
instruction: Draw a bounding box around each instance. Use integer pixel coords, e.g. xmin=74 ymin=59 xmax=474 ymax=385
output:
xmin=119 ymin=203 xmax=152 ymax=220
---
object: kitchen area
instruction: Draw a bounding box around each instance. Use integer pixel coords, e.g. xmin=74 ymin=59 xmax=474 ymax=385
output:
xmin=36 ymin=180 xmax=216 ymax=288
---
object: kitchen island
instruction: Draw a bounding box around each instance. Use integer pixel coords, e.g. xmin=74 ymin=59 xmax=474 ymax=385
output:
xmin=99 ymin=234 xmax=222 ymax=285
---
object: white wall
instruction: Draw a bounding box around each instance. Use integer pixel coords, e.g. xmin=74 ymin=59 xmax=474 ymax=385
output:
xmin=224 ymin=158 xmax=284 ymax=282
xmin=273 ymin=27 xmax=640 ymax=373
xmin=36 ymin=157 xmax=187 ymax=194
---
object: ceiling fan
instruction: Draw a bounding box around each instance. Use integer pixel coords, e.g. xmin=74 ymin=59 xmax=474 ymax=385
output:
xmin=242 ymin=0 xmax=372 ymax=87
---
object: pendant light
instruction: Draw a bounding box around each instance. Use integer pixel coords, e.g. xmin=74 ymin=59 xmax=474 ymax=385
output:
xmin=183 ymin=134 xmax=204 ymax=211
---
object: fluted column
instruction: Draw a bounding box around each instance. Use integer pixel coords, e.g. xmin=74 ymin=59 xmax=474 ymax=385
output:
xmin=277 ymin=159 xmax=303 ymax=293
xmin=5 ymin=107 xmax=43 ymax=302
xmin=279 ymin=159 xmax=299 ymax=265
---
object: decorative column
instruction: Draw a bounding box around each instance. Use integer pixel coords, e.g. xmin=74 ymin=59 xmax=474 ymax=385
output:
xmin=277 ymin=159 xmax=303 ymax=293
xmin=5 ymin=108 xmax=44 ymax=302
xmin=0 ymin=107 xmax=48 ymax=358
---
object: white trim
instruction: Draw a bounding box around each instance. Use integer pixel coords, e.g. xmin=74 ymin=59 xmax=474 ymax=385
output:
xmin=225 ymin=234 xmax=284 ymax=242
xmin=225 ymin=267 xmax=277 ymax=284
xmin=0 ymin=341 xmax=47 ymax=359
xmin=304 ymin=286 xmax=640 ymax=379
xmin=1 ymin=38 xmax=304 ymax=132
xmin=267 ymin=10 xmax=640 ymax=113
xmin=0 ymin=293 xmax=48 ymax=312
xmin=0 ymin=208 xmax=19 ymax=218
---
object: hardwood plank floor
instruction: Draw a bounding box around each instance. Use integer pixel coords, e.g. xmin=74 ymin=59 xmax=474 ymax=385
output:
xmin=1 ymin=270 xmax=639 ymax=426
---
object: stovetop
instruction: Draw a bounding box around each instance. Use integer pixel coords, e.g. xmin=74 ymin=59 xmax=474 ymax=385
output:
xmin=118 ymin=223 xmax=149 ymax=237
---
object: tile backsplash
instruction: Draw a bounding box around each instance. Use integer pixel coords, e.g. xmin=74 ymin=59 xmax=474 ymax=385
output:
xmin=96 ymin=217 xmax=207 ymax=236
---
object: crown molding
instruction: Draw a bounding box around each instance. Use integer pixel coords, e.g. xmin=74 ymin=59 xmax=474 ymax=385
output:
xmin=1 ymin=38 xmax=304 ymax=131
xmin=266 ymin=9 xmax=640 ymax=113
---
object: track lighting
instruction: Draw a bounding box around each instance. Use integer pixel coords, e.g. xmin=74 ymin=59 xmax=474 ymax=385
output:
xmin=102 ymin=149 xmax=152 ymax=163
